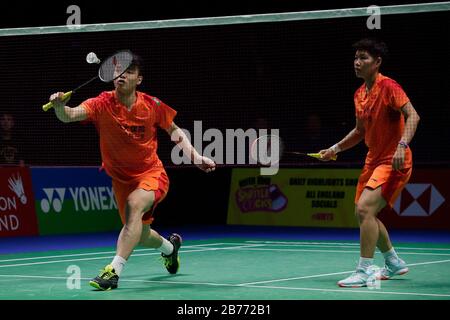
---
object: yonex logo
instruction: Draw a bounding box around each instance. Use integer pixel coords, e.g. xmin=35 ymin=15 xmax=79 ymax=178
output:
xmin=41 ymin=188 xmax=66 ymax=213
xmin=40 ymin=186 xmax=117 ymax=213
xmin=393 ymin=184 xmax=445 ymax=217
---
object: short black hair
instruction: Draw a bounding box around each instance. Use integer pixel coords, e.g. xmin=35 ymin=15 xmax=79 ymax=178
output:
xmin=352 ymin=38 xmax=389 ymax=61
xmin=128 ymin=53 xmax=143 ymax=75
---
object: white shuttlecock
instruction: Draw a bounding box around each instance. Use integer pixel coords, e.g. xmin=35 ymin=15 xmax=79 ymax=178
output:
xmin=86 ymin=52 xmax=101 ymax=64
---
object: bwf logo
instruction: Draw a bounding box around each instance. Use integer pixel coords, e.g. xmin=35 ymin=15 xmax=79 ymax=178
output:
xmin=8 ymin=173 xmax=27 ymax=205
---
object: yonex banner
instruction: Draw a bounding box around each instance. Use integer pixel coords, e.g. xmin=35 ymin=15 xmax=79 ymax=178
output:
xmin=31 ymin=167 xmax=122 ymax=235
xmin=0 ymin=167 xmax=38 ymax=237
xmin=227 ymin=168 xmax=361 ymax=228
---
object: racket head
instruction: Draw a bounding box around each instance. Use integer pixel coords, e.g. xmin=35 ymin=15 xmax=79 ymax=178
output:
xmin=98 ymin=50 xmax=134 ymax=82
xmin=250 ymin=134 xmax=285 ymax=166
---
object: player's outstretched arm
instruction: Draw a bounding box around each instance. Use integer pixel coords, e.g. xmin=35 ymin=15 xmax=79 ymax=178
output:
xmin=49 ymin=92 xmax=88 ymax=123
xmin=318 ymin=117 xmax=365 ymax=161
xmin=166 ymin=122 xmax=216 ymax=173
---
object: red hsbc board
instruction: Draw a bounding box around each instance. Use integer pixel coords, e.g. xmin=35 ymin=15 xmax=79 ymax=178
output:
xmin=0 ymin=167 xmax=38 ymax=236
xmin=379 ymin=169 xmax=450 ymax=229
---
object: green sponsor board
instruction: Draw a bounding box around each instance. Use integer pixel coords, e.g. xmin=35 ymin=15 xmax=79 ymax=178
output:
xmin=36 ymin=199 xmax=122 ymax=235
xmin=31 ymin=168 xmax=123 ymax=235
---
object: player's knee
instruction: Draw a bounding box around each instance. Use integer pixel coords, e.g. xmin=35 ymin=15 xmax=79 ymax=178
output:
xmin=124 ymin=203 xmax=143 ymax=225
xmin=356 ymin=202 xmax=371 ymax=222
xmin=126 ymin=196 xmax=145 ymax=214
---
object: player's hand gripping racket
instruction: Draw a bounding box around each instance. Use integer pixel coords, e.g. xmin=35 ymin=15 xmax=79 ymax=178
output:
xmin=42 ymin=50 xmax=134 ymax=111
xmin=250 ymin=134 xmax=337 ymax=165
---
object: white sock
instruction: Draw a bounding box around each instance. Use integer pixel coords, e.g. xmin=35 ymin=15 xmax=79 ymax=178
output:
xmin=383 ymin=247 xmax=399 ymax=264
xmin=111 ymin=255 xmax=127 ymax=276
xmin=357 ymin=257 xmax=374 ymax=271
xmin=158 ymin=237 xmax=174 ymax=256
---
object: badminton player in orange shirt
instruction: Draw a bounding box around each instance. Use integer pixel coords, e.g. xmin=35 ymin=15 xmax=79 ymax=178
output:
xmin=48 ymin=53 xmax=215 ymax=290
xmin=319 ymin=39 xmax=420 ymax=287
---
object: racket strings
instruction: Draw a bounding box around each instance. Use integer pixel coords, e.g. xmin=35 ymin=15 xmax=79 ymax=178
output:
xmin=99 ymin=50 xmax=134 ymax=82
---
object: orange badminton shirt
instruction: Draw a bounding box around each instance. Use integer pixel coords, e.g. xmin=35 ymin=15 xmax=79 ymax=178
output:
xmin=81 ymin=91 xmax=177 ymax=182
xmin=354 ymin=73 xmax=412 ymax=168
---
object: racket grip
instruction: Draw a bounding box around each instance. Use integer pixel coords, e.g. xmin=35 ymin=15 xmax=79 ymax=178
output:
xmin=42 ymin=91 xmax=73 ymax=112
xmin=307 ymin=153 xmax=337 ymax=161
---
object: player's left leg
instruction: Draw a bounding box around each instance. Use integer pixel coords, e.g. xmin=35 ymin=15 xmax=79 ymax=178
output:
xmin=375 ymin=167 xmax=412 ymax=280
xmin=139 ymin=225 xmax=163 ymax=248
xmin=376 ymin=218 xmax=392 ymax=253
xmin=139 ymin=226 xmax=182 ymax=274
xmin=136 ymin=170 xmax=182 ymax=274
xmin=376 ymin=218 xmax=408 ymax=280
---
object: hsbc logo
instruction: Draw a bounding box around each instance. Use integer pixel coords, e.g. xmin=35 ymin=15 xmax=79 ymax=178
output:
xmin=393 ymin=184 xmax=445 ymax=217
xmin=40 ymin=187 xmax=117 ymax=213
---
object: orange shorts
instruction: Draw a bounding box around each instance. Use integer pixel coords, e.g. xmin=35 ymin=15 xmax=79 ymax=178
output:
xmin=112 ymin=169 xmax=169 ymax=225
xmin=355 ymin=164 xmax=412 ymax=207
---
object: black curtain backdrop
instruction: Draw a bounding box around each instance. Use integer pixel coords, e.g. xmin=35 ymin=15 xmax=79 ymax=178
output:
xmin=1 ymin=2 xmax=449 ymax=167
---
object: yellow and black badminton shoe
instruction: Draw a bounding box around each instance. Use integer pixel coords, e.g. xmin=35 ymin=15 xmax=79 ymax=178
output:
xmin=89 ymin=264 xmax=119 ymax=290
xmin=161 ymin=233 xmax=182 ymax=274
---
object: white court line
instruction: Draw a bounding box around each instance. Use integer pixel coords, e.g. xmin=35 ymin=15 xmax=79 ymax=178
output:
xmin=238 ymin=270 xmax=354 ymax=286
xmin=0 ymin=244 xmax=266 ymax=268
xmin=0 ymin=273 xmax=449 ymax=298
xmin=238 ymin=258 xmax=450 ymax=286
xmin=247 ymin=240 xmax=360 ymax=246
xmin=232 ymin=247 xmax=450 ymax=256
xmin=407 ymin=259 xmax=450 ymax=267
xmin=2 ymin=240 xmax=449 ymax=264
xmin=246 ymin=240 xmax=450 ymax=251
xmin=0 ymin=242 xmax=233 ymax=263
xmin=243 ymin=284 xmax=450 ymax=298
xmin=2 ymin=243 xmax=450 ymax=268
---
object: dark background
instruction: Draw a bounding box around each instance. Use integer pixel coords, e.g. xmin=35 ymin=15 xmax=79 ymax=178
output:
xmin=1 ymin=1 xmax=449 ymax=226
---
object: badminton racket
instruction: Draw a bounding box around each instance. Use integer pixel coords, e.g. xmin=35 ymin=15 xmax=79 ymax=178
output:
xmin=250 ymin=134 xmax=337 ymax=165
xmin=42 ymin=50 xmax=134 ymax=111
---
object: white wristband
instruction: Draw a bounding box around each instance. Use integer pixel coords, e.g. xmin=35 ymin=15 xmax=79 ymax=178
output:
xmin=330 ymin=144 xmax=341 ymax=154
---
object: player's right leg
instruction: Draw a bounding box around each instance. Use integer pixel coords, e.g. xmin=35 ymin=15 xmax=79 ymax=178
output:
xmin=90 ymin=188 xmax=155 ymax=290
xmin=376 ymin=215 xmax=408 ymax=280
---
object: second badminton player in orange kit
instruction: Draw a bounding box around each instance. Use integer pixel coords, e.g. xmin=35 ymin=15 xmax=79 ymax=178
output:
xmin=319 ymin=39 xmax=420 ymax=287
xmin=49 ymin=53 xmax=216 ymax=290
